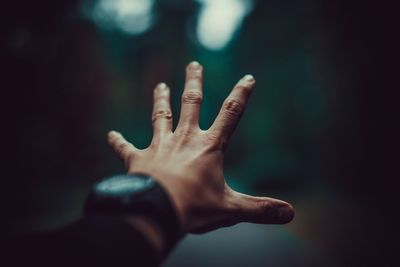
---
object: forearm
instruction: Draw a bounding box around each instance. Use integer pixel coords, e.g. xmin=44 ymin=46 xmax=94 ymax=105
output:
xmin=124 ymin=215 xmax=165 ymax=255
xmin=124 ymin=214 xmax=185 ymax=259
xmin=6 ymin=215 xmax=162 ymax=267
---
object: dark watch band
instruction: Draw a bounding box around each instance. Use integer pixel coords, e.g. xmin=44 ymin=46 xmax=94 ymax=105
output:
xmin=84 ymin=173 xmax=182 ymax=251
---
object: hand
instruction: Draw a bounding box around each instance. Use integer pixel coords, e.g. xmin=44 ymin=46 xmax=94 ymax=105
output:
xmin=107 ymin=61 xmax=294 ymax=235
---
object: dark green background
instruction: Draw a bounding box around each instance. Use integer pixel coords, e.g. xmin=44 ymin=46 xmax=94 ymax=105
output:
xmin=1 ymin=0 xmax=397 ymax=266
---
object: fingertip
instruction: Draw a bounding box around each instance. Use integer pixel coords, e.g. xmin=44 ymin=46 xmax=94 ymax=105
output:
xmin=277 ymin=202 xmax=295 ymax=224
xmin=107 ymin=130 xmax=121 ymax=142
xmin=243 ymin=74 xmax=256 ymax=84
xmin=108 ymin=130 xmax=118 ymax=138
xmin=187 ymin=61 xmax=202 ymax=70
xmin=255 ymin=198 xmax=295 ymax=224
xmin=155 ymin=82 xmax=168 ymax=92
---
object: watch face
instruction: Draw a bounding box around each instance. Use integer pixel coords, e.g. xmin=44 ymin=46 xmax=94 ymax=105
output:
xmin=95 ymin=174 xmax=155 ymax=196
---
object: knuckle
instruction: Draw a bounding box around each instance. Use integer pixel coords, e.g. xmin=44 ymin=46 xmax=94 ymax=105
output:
xmin=210 ymin=139 xmax=227 ymax=151
xmin=152 ymin=109 xmax=172 ymax=122
xmin=182 ymin=91 xmax=203 ymax=104
xmin=204 ymin=132 xmax=227 ymax=151
xmin=175 ymin=125 xmax=195 ymax=137
xmin=223 ymin=98 xmax=244 ymax=116
xmin=258 ymin=200 xmax=274 ymax=211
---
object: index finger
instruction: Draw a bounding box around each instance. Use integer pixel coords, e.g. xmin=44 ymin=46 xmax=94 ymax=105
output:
xmin=208 ymin=75 xmax=255 ymax=143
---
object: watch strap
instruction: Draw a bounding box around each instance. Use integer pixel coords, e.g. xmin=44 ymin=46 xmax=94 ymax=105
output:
xmin=84 ymin=173 xmax=182 ymax=252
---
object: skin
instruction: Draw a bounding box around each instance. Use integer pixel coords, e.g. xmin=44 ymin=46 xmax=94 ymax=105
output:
xmin=107 ymin=61 xmax=294 ymax=258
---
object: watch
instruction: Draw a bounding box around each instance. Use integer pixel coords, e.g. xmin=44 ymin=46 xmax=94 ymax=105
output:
xmin=84 ymin=173 xmax=182 ymax=249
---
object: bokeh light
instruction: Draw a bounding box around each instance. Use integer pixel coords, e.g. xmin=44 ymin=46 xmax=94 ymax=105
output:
xmin=89 ymin=0 xmax=155 ymax=34
xmin=195 ymin=0 xmax=254 ymax=50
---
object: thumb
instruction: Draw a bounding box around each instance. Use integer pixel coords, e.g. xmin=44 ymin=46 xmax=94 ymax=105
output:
xmin=229 ymin=191 xmax=295 ymax=224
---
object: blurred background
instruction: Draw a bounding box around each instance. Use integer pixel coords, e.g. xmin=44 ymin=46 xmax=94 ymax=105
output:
xmin=1 ymin=0 xmax=397 ymax=266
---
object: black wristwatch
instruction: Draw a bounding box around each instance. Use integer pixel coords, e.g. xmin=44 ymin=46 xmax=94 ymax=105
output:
xmin=84 ymin=173 xmax=182 ymax=250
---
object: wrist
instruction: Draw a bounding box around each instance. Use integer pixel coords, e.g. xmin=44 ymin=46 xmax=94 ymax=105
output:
xmin=126 ymin=168 xmax=192 ymax=233
xmin=85 ymin=173 xmax=184 ymax=254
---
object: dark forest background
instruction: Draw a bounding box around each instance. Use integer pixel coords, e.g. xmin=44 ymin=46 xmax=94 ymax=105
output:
xmin=1 ymin=0 xmax=398 ymax=266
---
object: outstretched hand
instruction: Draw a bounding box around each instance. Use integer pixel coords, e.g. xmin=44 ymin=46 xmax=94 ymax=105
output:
xmin=107 ymin=61 xmax=294 ymax=234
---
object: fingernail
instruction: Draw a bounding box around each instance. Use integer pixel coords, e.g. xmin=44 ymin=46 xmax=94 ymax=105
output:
xmin=188 ymin=61 xmax=201 ymax=69
xmin=158 ymin=82 xmax=167 ymax=91
xmin=278 ymin=204 xmax=295 ymax=223
xmin=243 ymin=74 xmax=255 ymax=82
xmin=108 ymin=130 xmax=119 ymax=137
